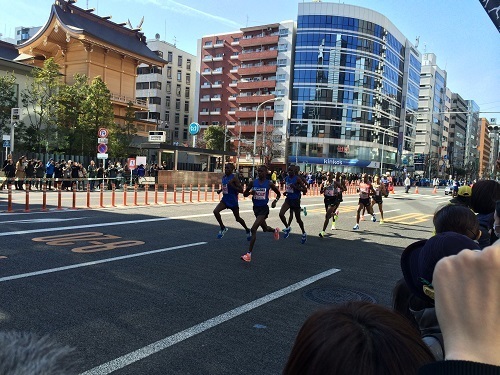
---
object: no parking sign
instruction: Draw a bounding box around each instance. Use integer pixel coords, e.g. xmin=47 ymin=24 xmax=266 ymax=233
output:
xmin=128 ymin=158 xmax=136 ymax=170
xmin=98 ymin=128 xmax=109 ymax=138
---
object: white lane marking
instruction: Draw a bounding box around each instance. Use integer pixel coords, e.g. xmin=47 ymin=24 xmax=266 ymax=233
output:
xmin=0 ymin=242 xmax=207 ymax=283
xmin=0 ymin=217 xmax=88 ymax=224
xmin=80 ymin=267 xmax=341 ymax=375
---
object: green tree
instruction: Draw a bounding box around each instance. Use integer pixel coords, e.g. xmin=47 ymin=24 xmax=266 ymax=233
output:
xmin=203 ymin=125 xmax=230 ymax=151
xmin=0 ymin=72 xmax=17 ymax=130
xmin=110 ymin=101 xmax=137 ymax=158
xmin=20 ymin=58 xmax=62 ymax=153
xmin=56 ymin=74 xmax=89 ymax=155
xmin=80 ymin=76 xmax=114 ymax=156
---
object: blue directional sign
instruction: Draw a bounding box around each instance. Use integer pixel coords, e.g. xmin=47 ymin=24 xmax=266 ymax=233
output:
xmin=3 ymin=140 xmax=10 ymax=148
xmin=189 ymin=122 xmax=200 ymax=135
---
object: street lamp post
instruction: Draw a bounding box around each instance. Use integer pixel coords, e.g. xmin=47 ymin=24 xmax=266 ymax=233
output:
xmin=253 ymin=97 xmax=281 ymax=179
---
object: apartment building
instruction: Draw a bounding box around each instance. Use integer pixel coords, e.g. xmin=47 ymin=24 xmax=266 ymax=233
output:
xmin=136 ymin=37 xmax=196 ymax=145
xmin=415 ymin=53 xmax=448 ymax=177
xmin=465 ymin=100 xmax=480 ymax=178
xmin=449 ymin=93 xmax=468 ymax=174
xmin=196 ymin=21 xmax=295 ymax=172
xmin=14 ymin=26 xmax=42 ymax=45
xmin=477 ymin=118 xmax=492 ymax=178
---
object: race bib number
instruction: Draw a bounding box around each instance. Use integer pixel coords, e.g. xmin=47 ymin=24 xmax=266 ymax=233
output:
xmin=222 ymin=184 xmax=228 ymax=194
xmin=324 ymin=188 xmax=335 ymax=196
xmin=253 ymin=187 xmax=266 ymax=200
xmin=286 ymin=183 xmax=294 ymax=193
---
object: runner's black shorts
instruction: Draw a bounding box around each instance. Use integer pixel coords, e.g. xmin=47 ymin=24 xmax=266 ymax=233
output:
xmin=324 ymin=197 xmax=340 ymax=210
xmin=358 ymin=198 xmax=371 ymax=207
xmin=372 ymin=195 xmax=383 ymax=204
xmin=253 ymin=205 xmax=270 ymax=218
xmin=285 ymin=197 xmax=301 ymax=209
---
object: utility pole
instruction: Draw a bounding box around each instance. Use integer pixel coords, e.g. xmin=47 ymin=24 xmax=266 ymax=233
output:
xmin=10 ymin=107 xmax=19 ymax=154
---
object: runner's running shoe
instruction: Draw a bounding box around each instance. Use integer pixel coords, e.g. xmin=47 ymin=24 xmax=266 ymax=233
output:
xmin=379 ymin=219 xmax=384 ymax=224
xmin=303 ymin=207 xmax=307 ymax=216
xmin=301 ymin=233 xmax=307 ymax=244
xmin=334 ymin=210 xmax=339 ymax=222
xmin=372 ymin=214 xmax=376 ymax=222
xmin=283 ymin=227 xmax=291 ymax=239
xmin=331 ymin=223 xmax=336 ymax=230
xmin=217 ymin=227 xmax=229 ymax=239
xmin=353 ymin=224 xmax=359 ymax=230
xmin=241 ymin=253 xmax=251 ymax=262
xmin=319 ymin=231 xmax=325 ymax=238
xmin=274 ymin=227 xmax=280 ymax=240
xmin=246 ymin=229 xmax=252 ymax=241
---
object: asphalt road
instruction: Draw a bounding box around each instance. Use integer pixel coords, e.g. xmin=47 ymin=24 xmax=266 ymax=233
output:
xmin=0 ymin=187 xmax=452 ymax=374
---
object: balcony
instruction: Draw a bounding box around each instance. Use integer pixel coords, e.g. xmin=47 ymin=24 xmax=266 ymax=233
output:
xmin=201 ymin=84 xmax=211 ymax=89
xmin=230 ymin=55 xmax=239 ymax=60
xmin=229 ymin=83 xmax=238 ymax=87
xmin=236 ymin=110 xmax=274 ymax=119
xmin=214 ymin=42 xmax=224 ymax=48
xmin=235 ymin=124 xmax=267 ymax=134
xmin=212 ymin=56 xmax=223 ymax=61
xmin=111 ymin=93 xmax=148 ymax=108
xmin=236 ymin=94 xmax=275 ymax=104
xmin=202 ymin=56 xmax=213 ymax=62
xmin=240 ymin=35 xmax=279 ymax=47
xmin=238 ymin=65 xmax=277 ymax=76
xmin=211 ymin=97 xmax=222 ymax=101
xmin=210 ymin=111 xmax=221 ymax=115
xmin=231 ymin=41 xmax=240 ymax=46
xmin=239 ymin=49 xmax=278 ymax=62
xmin=203 ymin=43 xmax=213 ymax=49
xmin=200 ymin=97 xmax=210 ymax=102
xmin=199 ymin=111 xmax=210 ymax=116
xmin=238 ymin=80 xmax=276 ymax=90
xmin=230 ymin=67 xmax=238 ymax=73
xmin=212 ymin=83 xmax=222 ymax=88
xmin=228 ymin=96 xmax=237 ymax=101
xmin=228 ymin=110 xmax=236 ymax=115
xmin=212 ymin=69 xmax=223 ymax=75
xmin=201 ymin=70 xmax=212 ymax=75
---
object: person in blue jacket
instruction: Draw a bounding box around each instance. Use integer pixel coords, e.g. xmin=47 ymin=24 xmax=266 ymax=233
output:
xmin=240 ymin=165 xmax=281 ymax=262
xmin=213 ymin=163 xmax=251 ymax=239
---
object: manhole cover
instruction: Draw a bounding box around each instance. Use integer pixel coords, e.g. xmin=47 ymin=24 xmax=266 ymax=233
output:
xmin=303 ymin=287 xmax=376 ymax=305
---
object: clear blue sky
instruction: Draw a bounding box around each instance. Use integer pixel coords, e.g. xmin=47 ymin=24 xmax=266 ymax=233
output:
xmin=1 ymin=0 xmax=498 ymax=118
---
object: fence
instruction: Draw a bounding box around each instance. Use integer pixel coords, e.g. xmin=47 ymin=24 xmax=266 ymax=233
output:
xmin=0 ymin=179 xmax=363 ymax=213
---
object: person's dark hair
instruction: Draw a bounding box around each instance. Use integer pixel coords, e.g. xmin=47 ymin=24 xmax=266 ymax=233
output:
xmin=0 ymin=331 xmax=77 ymax=374
xmin=283 ymin=301 xmax=434 ymax=375
xmin=496 ymin=200 xmax=500 ymax=217
xmin=471 ymin=180 xmax=500 ymax=214
xmin=433 ymin=204 xmax=480 ymax=240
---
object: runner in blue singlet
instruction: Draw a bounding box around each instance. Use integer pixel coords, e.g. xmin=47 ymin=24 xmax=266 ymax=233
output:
xmin=213 ymin=163 xmax=251 ymax=239
xmin=240 ymin=165 xmax=281 ymax=262
xmin=279 ymin=165 xmax=308 ymax=244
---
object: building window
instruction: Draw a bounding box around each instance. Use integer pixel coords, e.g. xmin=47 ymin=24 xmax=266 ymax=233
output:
xmin=177 ymin=71 xmax=182 ymax=82
xmin=277 ymin=74 xmax=286 ymax=82
xmin=178 ymin=56 xmax=183 ymax=67
xmin=174 ymin=128 xmax=179 ymax=139
xmin=273 ymin=120 xmax=284 ymax=126
xmin=279 ymin=28 xmax=289 ymax=36
xmin=167 ymin=67 xmax=172 ymax=78
xmin=233 ymin=37 xmax=240 ymax=42
xmin=277 ymin=58 xmax=287 ymax=67
xmin=175 ymin=99 xmax=181 ymax=110
xmin=176 ymin=85 xmax=181 ymax=96
xmin=204 ymin=41 xmax=212 ymax=46
xmin=154 ymin=50 xmax=163 ymax=58
xmin=136 ymin=82 xmax=149 ymax=90
xmin=184 ymin=101 xmax=189 ymax=111
xmin=183 ymin=115 xmax=189 ymax=126
xmin=278 ymin=44 xmax=287 ymax=52
xmin=165 ymin=111 xmax=170 ymax=122
xmin=150 ymin=81 xmax=162 ymax=89
xmin=183 ymin=128 xmax=188 ymax=139
xmin=185 ymin=87 xmax=190 ymax=98
xmin=166 ymin=81 xmax=171 ymax=93
xmin=186 ymin=59 xmax=191 ymax=70
xmin=167 ymin=51 xmax=173 ymax=63
xmin=186 ymin=73 xmax=191 ymax=84
xmin=175 ymin=113 xmax=180 ymax=125
xmin=165 ymin=96 xmax=171 ymax=107
xmin=149 ymin=97 xmax=161 ymax=105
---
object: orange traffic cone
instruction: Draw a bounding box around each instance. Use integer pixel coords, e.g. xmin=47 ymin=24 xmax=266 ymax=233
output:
xmin=414 ymin=186 xmax=419 ymax=194
xmin=432 ymin=186 xmax=437 ymax=194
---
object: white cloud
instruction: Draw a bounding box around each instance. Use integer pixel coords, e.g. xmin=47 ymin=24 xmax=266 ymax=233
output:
xmin=133 ymin=0 xmax=243 ymax=28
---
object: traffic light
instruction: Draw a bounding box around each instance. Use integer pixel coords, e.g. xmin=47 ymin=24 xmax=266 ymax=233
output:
xmin=11 ymin=108 xmax=20 ymax=122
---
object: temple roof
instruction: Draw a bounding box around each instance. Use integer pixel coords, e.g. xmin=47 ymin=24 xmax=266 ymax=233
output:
xmin=17 ymin=0 xmax=165 ymax=66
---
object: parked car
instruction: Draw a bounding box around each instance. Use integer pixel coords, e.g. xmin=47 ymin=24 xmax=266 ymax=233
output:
xmin=444 ymin=185 xmax=453 ymax=195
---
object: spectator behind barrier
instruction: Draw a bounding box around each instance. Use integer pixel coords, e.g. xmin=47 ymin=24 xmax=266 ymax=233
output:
xmin=470 ymin=180 xmax=500 ymax=248
xmin=433 ymin=204 xmax=480 ymax=241
xmin=283 ymin=301 xmax=434 ymax=375
xmin=449 ymin=185 xmax=472 ymax=207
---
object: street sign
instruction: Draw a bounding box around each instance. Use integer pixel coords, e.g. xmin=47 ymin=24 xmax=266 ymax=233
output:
xmin=3 ymin=140 xmax=10 ymax=148
xmin=97 ymin=143 xmax=108 ymax=154
xmin=148 ymin=131 xmax=166 ymax=142
xmin=127 ymin=158 xmax=136 ymax=170
xmin=189 ymin=122 xmax=200 ymax=135
xmin=97 ymin=153 xmax=108 ymax=159
xmin=11 ymin=108 xmax=20 ymax=122
xmin=98 ymin=137 xmax=108 ymax=144
xmin=98 ymin=128 xmax=109 ymax=138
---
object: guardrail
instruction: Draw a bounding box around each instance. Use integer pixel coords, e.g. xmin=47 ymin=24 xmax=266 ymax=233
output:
xmin=0 ymin=179 xmax=363 ymax=213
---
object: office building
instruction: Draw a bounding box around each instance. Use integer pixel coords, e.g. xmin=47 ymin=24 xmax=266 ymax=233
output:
xmin=465 ymin=100 xmax=480 ymax=179
xmin=477 ymin=117 xmax=492 ymax=178
xmin=290 ymin=2 xmax=421 ymax=173
xmin=449 ymin=93 xmax=468 ymax=175
xmin=136 ymin=37 xmax=196 ymax=145
xmin=14 ymin=26 xmax=42 ymax=45
xmin=415 ymin=53 xmax=448 ymax=178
